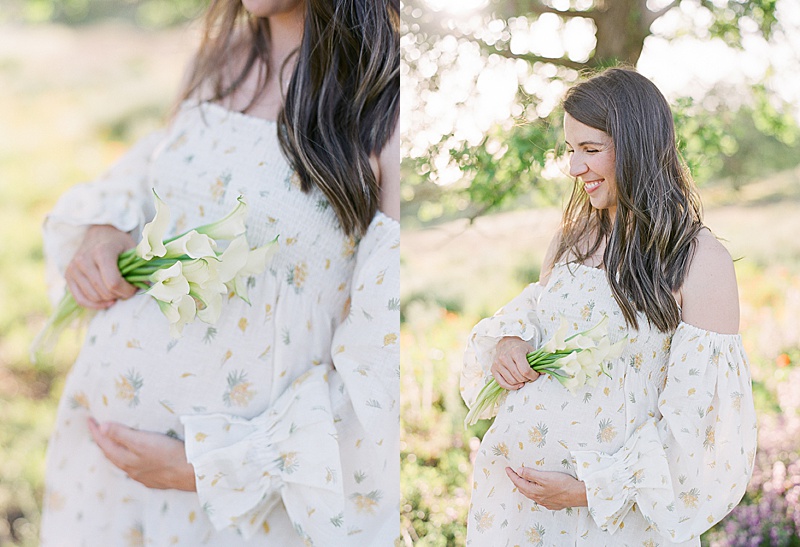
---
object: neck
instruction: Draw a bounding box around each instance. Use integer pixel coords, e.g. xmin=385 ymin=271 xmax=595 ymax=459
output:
xmin=268 ymin=6 xmax=305 ymax=70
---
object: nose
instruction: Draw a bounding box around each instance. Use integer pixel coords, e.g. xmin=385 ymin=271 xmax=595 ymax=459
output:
xmin=569 ymin=153 xmax=587 ymax=178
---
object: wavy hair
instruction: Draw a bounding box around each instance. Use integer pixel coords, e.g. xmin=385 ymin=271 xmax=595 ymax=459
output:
xmin=557 ymin=68 xmax=703 ymax=332
xmin=179 ymin=0 xmax=399 ymax=236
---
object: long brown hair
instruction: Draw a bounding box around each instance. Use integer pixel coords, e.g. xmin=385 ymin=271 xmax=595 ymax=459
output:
xmin=558 ymin=68 xmax=703 ymax=332
xmin=179 ymin=0 xmax=399 ymax=237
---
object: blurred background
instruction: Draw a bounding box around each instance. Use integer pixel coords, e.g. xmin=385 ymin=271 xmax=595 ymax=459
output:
xmin=399 ymin=0 xmax=800 ymax=545
xmin=3 ymin=0 xmax=800 ymax=545
xmin=0 ymin=1 xmax=202 ymax=544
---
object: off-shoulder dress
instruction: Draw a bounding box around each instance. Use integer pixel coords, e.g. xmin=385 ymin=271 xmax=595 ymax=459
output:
xmin=40 ymin=101 xmax=399 ymax=546
xmin=462 ymin=262 xmax=757 ymax=546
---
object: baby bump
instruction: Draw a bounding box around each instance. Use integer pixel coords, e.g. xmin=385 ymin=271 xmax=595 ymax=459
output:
xmin=61 ymin=294 xmax=278 ymax=434
xmin=477 ymin=373 xmax=627 ymax=476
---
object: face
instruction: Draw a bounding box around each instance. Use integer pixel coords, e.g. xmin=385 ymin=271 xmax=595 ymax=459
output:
xmin=241 ymin=0 xmax=303 ymax=18
xmin=563 ymin=113 xmax=617 ymax=219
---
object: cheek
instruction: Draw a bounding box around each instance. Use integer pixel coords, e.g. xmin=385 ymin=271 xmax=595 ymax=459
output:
xmin=600 ymin=156 xmax=617 ymax=189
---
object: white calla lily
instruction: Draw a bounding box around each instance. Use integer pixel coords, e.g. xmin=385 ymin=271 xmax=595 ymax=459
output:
xmin=182 ymin=258 xmax=227 ymax=324
xmin=192 ymin=287 xmax=224 ymax=324
xmin=217 ymin=235 xmax=250 ymax=283
xmin=136 ymin=190 xmax=170 ymax=260
xmin=542 ymin=316 xmax=570 ymax=353
xmin=147 ymin=261 xmax=190 ymax=303
xmin=195 ymin=196 xmax=248 ymax=240
xmin=157 ymin=294 xmax=197 ymax=338
xmin=164 ymin=230 xmax=217 ymax=259
xmin=229 ymin=236 xmax=279 ymax=303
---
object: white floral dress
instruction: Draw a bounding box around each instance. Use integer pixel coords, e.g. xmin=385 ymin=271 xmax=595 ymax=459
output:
xmin=462 ymin=262 xmax=757 ymax=546
xmin=39 ymin=101 xmax=399 ymax=546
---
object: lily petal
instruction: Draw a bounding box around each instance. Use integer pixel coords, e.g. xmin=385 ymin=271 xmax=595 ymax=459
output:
xmin=136 ymin=189 xmax=170 ymax=260
xmin=195 ymin=196 xmax=248 ymax=241
xmin=147 ymin=261 xmax=190 ymax=303
xmin=164 ymin=230 xmax=217 ymax=259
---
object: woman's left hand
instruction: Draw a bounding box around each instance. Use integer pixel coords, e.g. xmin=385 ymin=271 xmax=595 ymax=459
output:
xmin=505 ymin=466 xmax=587 ymax=510
xmin=88 ymin=418 xmax=196 ymax=492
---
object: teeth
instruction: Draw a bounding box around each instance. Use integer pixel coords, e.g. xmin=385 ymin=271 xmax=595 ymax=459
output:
xmin=584 ymin=180 xmax=602 ymax=190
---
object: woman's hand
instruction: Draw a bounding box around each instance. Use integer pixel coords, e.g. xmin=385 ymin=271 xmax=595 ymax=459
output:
xmin=65 ymin=225 xmax=137 ymax=309
xmin=505 ymin=466 xmax=587 ymax=510
xmin=87 ymin=418 xmax=196 ymax=491
xmin=491 ymin=336 xmax=540 ymax=390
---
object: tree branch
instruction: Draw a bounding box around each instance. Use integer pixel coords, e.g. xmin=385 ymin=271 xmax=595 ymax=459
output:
xmin=489 ymin=47 xmax=589 ymax=71
xmin=527 ymin=3 xmax=600 ymax=21
xmin=642 ymin=0 xmax=680 ymax=28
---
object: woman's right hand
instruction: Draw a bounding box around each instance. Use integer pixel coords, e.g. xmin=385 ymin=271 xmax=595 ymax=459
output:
xmin=65 ymin=225 xmax=137 ymax=310
xmin=491 ymin=336 xmax=540 ymax=390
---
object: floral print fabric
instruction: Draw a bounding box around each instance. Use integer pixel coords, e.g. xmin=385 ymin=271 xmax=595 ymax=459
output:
xmin=462 ymin=262 xmax=757 ymax=546
xmin=40 ymin=101 xmax=399 ymax=546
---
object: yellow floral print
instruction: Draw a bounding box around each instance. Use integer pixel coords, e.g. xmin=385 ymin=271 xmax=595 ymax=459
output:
xmin=473 ymin=509 xmax=495 ymax=533
xmin=528 ymin=422 xmax=548 ymax=448
xmin=115 ymin=369 xmax=143 ymax=407
xmin=491 ymin=443 xmax=509 ymax=458
xmin=276 ymin=451 xmax=299 ymax=474
xmin=287 ymin=262 xmax=308 ymax=292
xmin=68 ymin=391 xmax=90 ymax=410
xmin=223 ymin=370 xmax=256 ymax=407
xmin=680 ymin=488 xmax=700 ymax=508
xmin=525 ymin=523 xmax=546 ymax=545
xmin=350 ymin=490 xmax=382 ymax=514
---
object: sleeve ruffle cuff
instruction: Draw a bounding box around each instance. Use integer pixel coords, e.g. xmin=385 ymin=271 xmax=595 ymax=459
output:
xmin=181 ymin=366 xmax=345 ymax=543
xmin=572 ymin=419 xmax=673 ymax=535
xmin=461 ymin=283 xmax=543 ymax=417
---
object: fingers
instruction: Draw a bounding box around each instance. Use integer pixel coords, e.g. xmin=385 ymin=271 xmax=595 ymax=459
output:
xmin=515 ymin=358 xmax=540 ymax=382
xmin=96 ymin=253 xmax=137 ymax=300
xmin=491 ymin=361 xmax=523 ymax=390
xmin=87 ymin=418 xmax=136 ymax=469
xmin=66 ymin=268 xmax=113 ymax=310
xmin=65 ymin=226 xmax=138 ymax=308
xmin=101 ymin=421 xmax=142 ymax=452
xmin=492 ymin=338 xmax=539 ymax=389
xmin=515 ymin=465 xmax=542 ymax=483
xmin=505 ymin=467 xmax=542 ymax=500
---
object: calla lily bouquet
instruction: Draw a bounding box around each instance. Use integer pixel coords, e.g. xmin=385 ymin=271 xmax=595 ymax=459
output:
xmin=464 ymin=315 xmax=627 ymax=427
xmin=32 ymin=190 xmax=278 ymax=362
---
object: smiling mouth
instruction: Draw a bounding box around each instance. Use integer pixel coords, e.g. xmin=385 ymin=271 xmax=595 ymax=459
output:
xmin=584 ymin=180 xmax=603 ymax=193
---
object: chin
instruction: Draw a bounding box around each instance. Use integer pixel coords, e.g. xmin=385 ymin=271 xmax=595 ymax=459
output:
xmin=241 ymin=0 xmax=303 ymax=18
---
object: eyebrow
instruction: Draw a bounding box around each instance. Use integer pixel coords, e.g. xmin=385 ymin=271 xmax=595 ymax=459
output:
xmin=565 ymin=140 xmax=605 ymax=147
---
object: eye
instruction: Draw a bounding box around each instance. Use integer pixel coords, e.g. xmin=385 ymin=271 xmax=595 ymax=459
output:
xmin=585 ymin=149 xmax=598 ymax=154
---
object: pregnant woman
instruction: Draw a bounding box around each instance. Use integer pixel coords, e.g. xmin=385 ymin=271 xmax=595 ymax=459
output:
xmin=462 ymin=68 xmax=756 ymax=546
xmin=39 ymin=1 xmax=399 ymax=545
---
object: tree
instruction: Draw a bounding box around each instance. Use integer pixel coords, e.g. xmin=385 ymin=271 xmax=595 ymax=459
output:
xmin=401 ymin=0 xmax=794 ymax=225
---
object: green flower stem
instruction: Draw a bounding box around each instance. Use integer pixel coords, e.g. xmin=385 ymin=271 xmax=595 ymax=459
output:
xmin=117 ymin=246 xmax=144 ymax=270
xmin=119 ymin=257 xmax=149 ymax=276
xmin=125 ymin=275 xmax=153 ymax=283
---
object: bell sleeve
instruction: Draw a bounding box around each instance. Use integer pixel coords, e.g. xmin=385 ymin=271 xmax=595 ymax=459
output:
xmin=460 ymin=283 xmax=543 ymax=420
xmin=42 ymin=130 xmax=165 ymax=305
xmin=571 ymin=322 xmax=758 ymax=542
xmin=180 ymin=214 xmax=400 ymax=545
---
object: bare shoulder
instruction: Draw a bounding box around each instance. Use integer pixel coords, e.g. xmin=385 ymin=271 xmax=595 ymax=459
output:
xmin=377 ymin=124 xmax=400 ymax=221
xmin=538 ymin=229 xmax=562 ymax=287
xmin=679 ymin=228 xmax=739 ymax=334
